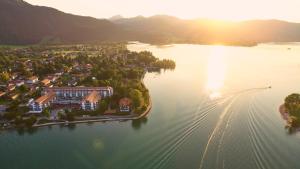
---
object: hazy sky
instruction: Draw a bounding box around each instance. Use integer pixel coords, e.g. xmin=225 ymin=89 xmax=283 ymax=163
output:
xmin=25 ymin=0 xmax=300 ymax=22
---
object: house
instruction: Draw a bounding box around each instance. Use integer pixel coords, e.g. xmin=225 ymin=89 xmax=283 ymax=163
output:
xmin=81 ymin=91 xmax=101 ymax=111
xmin=29 ymin=92 xmax=56 ymax=113
xmin=0 ymin=91 xmax=6 ymax=97
xmin=41 ymin=79 xmax=52 ymax=87
xmin=119 ymin=98 xmax=132 ymax=112
xmin=7 ymin=84 xmax=16 ymax=92
xmin=10 ymin=93 xmax=19 ymax=100
xmin=26 ymin=76 xmax=39 ymax=84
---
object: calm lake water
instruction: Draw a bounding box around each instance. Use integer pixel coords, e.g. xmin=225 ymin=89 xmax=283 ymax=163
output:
xmin=2 ymin=43 xmax=300 ymax=169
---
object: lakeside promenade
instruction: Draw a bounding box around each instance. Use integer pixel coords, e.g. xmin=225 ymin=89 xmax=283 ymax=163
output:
xmin=32 ymin=98 xmax=152 ymax=128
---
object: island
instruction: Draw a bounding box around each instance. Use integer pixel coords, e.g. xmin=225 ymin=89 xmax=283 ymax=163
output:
xmin=0 ymin=43 xmax=175 ymax=131
xmin=280 ymin=93 xmax=300 ymax=132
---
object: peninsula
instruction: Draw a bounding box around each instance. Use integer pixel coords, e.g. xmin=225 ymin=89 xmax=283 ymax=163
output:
xmin=280 ymin=93 xmax=300 ymax=132
xmin=0 ymin=43 xmax=175 ymax=130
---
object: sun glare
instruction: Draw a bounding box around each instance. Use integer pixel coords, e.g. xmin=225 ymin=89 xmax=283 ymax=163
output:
xmin=206 ymin=46 xmax=227 ymax=99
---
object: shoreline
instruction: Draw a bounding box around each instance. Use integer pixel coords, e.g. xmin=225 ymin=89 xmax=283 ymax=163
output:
xmin=279 ymin=104 xmax=289 ymax=121
xmin=279 ymin=103 xmax=300 ymax=132
xmin=1 ymin=65 xmax=153 ymax=131
xmin=31 ymin=98 xmax=152 ymax=129
xmin=32 ymin=62 xmax=154 ymax=129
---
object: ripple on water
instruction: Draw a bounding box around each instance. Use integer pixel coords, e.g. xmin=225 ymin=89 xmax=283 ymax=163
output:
xmin=247 ymin=94 xmax=289 ymax=169
xmin=114 ymin=95 xmax=231 ymax=169
xmin=126 ymin=100 xmax=224 ymax=169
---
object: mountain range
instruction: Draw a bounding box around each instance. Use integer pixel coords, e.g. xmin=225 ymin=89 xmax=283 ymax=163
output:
xmin=1 ymin=0 xmax=300 ymax=45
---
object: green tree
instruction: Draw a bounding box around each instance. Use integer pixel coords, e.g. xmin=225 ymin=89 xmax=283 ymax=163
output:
xmin=25 ymin=116 xmax=37 ymax=127
xmin=18 ymin=85 xmax=29 ymax=93
xmin=57 ymin=111 xmax=65 ymax=120
xmin=285 ymin=93 xmax=300 ymax=113
xmin=129 ymin=89 xmax=144 ymax=108
xmin=0 ymin=72 xmax=10 ymax=83
xmin=98 ymin=100 xmax=109 ymax=113
xmin=42 ymin=108 xmax=51 ymax=118
xmin=64 ymin=109 xmax=75 ymax=121
xmin=3 ymin=112 xmax=18 ymax=121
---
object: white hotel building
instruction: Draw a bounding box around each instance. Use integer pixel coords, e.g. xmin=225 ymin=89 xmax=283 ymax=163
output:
xmin=29 ymin=92 xmax=56 ymax=113
xmin=29 ymin=87 xmax=113 ymax=113
xmin=81 ymin=91 xmax=101 ymax=111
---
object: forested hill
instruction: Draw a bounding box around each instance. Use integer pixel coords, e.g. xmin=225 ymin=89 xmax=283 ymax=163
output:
xmin=1 ymin=0 xmax=300 ymax=45
xmin=112 ymin=15 xmax=300 ymax=46
xmin=0 ymin=0 xmax=125 ymax=44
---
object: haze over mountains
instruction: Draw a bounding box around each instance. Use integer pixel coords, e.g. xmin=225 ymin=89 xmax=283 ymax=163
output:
xmin=1 ymin=0 xmax=300 ymax=45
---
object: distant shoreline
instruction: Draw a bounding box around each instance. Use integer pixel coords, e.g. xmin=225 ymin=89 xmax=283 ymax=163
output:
xmin=128 ymin=41 xmax=258 ymax=47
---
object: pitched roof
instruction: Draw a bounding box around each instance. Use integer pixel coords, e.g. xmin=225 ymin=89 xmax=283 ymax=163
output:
xmin=119 ymin=98 xmax=132 ymax=106
xmin=35 ymin=92 xmax=55 ymax=104
xmin=0 ymin=92 xmax=6 ymax=97
xmin=41 ymin=79 xmax=51 ymax=85
xmin=10 ymin=94 xmax=19 ymax=100
xmin=7 ymin=84 xmax=16 ymax=91
xmin=82 ymin=91 xmax=101 ymax=103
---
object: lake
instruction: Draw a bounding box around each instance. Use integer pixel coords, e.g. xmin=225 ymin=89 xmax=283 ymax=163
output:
xmin=1 ymin=43 xmax=300 ymax=169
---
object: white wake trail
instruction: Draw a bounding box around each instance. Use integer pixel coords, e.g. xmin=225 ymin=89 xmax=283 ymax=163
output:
xmin=199 ymin=95 xmax=239 ymax=169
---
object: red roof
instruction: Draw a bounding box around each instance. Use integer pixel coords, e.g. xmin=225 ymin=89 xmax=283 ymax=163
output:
xmin=35 ymin=92 xmax=55 ymax=104
xmin=41 ymin=79 xmax=51 ymax=85
xmin=82 ymin=91 xmax=101 ymax=103
xmin=0 ymin=92 xmax=6 ymax=97
xmin=119 ymin=98 xmax=132 ymax=106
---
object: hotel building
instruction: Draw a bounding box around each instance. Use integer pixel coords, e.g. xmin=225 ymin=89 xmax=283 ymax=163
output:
xmin=29 ymin=92 xmax=56 ymax=113
xmin=29 ymin=87 xmax=113 ymax=113
xmin=81 ymin=91 xmax=101 ymax=111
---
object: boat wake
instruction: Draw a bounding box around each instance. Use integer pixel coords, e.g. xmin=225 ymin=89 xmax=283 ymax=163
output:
xmin=198 ymin=86 xmax=271 ymax=169
xmin=122 ymin=86 xmax=271 ymax=169
xmin=199 ymin=96 xmax=239 ymax=169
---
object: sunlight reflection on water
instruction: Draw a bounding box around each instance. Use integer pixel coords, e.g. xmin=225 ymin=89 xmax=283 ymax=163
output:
xmin=206 ymin=46 xmax=227 ymax=99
